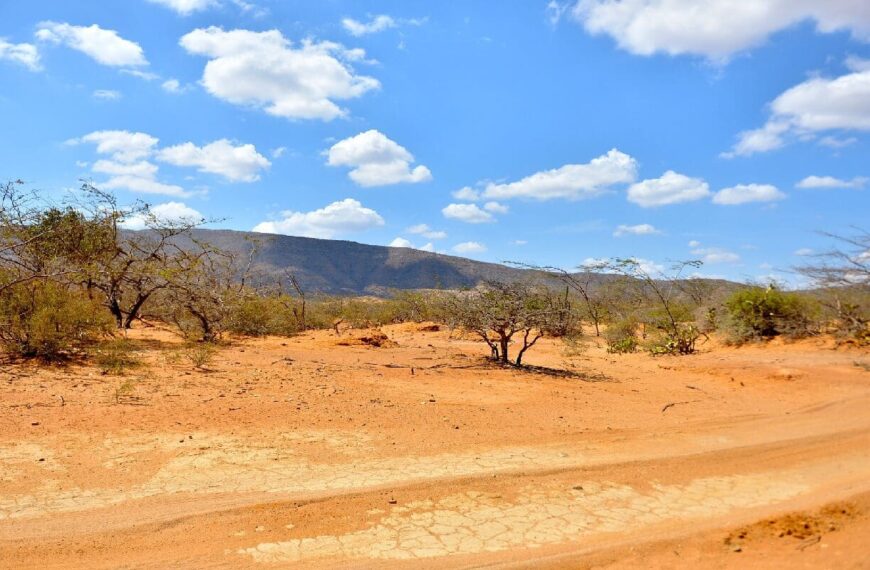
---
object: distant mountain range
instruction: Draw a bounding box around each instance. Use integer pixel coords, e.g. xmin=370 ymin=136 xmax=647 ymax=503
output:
xmin=182 ymin=229 xmax=540 ymax=295
xmin=158 ymin=229 xmax=735 ymax=297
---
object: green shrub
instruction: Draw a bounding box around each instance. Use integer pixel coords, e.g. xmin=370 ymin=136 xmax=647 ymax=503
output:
xmin=0 ymin=281 xmax=112 ymax=360
xmin=183 ymin=342 xmax=216 ymax=369
xmin=605 ymin=318 xmax=639 ymax=353
xmin=94 ymin=339 xmax=142 ymax=375
xmin=723 ymin=286 xmax=818 ymax=344
xmin=227 ymin=294 xmax=302 ymax=337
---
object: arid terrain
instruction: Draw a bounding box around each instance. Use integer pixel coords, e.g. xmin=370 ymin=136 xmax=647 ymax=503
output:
xmin=1 ymin=324 xmax=868 ymax=569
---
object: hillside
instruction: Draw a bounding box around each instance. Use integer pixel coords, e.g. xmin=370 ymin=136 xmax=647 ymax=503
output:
xmin=183 ymin=229 xmax=537 ymax=295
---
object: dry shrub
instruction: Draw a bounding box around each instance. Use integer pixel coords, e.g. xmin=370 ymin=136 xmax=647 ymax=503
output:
xmin=95 ymin=339 xmax=142 ymax=375
xmin=0 ymin=280 xmax=112 ymax=360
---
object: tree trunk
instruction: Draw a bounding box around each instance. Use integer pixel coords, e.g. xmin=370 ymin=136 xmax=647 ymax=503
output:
xmin=499 ymin=336 xmax=509 ymax=363
xmin=123 ymin=293 xmax=151 ymax=329
xmin=108 ymin=298 xmax=124 ymax=329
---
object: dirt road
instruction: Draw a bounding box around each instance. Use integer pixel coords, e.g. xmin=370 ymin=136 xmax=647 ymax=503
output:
xmin=1 ymin=325 xmax=868 ymax=568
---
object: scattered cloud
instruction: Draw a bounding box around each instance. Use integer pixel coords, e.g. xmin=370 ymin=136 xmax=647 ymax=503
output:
xmin=688 ymin=240 xmax=701 ymax=248
xmin=513 ymin=240 xmax=528 ymax=245
xmin=75 ymin=130 xmax=158 ymax=162
xmin=342 ymin=14 xmax=426 ymax=36
xmin=388 ymin=236 xmax=413 ymax=248
xmin=442 ymin=203 xmax=494 ymax=224
xmin=388 ymin=237 xmax=435 ymax=252
xmin=691 ymin=246 xmax=740 ymax=264
xmin=161 ymin=78 xmax=185 ymax=93
xmin=252 ymin=198 xmax=384 ymax=238
xmin=845 ymin=55 xmax=870 ymax=72
xmin=180 ymin=27 xmax=379 ymax=121
xmin=453 ymin=241 xmax=487 ymax=254
xmin=0 ymin=39 xmax=41 ymax=70
xmin=712 ymin=183 xmax=785 ymax=205
xmin=570 ymin=1 xmax=870 ymax=62
xmin=122 ymin=69 xmax=160 ymax=81
xmin=482 ymin=149 xmax=637 ymax=201
xmin=627 ymin=170 xmax=710 ymax=207
xmin=613 ymin=223 xmax=661 ymax=237
xmin=326 ymin=130 xmax=431 ymax=186
xmin=452 ymin=186 xmax=481 ymax=201
xmin=73 ymin=130 xmax=270 ymax=196
xmin=794 ymin=248 xmax=815 ymax=256
xmin=407 ymin=223 xmax=447 ymax=239
xmin=121 ymin=201 xmax=204 ymax=230
xmin=271 ymin=146 xmax=287 ymax=159
xmin=546 ymin=1 xmax=570 ymax=26
xmin=157 ymin=139 xmax=270 ymax=182
xmin=343 ymin=15 xmax=397 ymax=36
xmin=724 ymin=69 xmax=870 ymax=157
xmin=818 ymin=135 xmax=858 ymax=149
xmin=146 ymin=0 xmax=219 ymax=15
xmin=36 ymin=22 xmax=148 ymax=67
xmin=483 ymin=201 xmax=509 ymax=214
xmin=92 ymin=89 xmax=121 ymax=100
xmin=796 ymin=175 xmax=868 ymax=189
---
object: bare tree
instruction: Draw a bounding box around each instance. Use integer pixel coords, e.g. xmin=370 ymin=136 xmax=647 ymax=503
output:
xmin=795 ymin=229 xmax=869 ymax=343
xmin=508 ymin=262 xmax=607 ymax=336
xmin=74 ymin=184 xmax=210 ymax=329
xmin=588 ymin=258 xmax=706 ymax=355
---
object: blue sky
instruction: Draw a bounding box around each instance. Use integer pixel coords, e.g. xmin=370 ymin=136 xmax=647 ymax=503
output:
xmin=1 ymin=1 xmax=868 ymax=285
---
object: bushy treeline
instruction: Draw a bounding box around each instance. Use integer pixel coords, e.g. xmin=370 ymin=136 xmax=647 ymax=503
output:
xmin=1 ymin=181 xmax=866 ymax=363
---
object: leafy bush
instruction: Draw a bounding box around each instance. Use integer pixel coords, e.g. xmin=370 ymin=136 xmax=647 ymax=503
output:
xmin=227 ymin=294 xmax=302 ymax=337
xmin=648 ymin=324 xmax=705 ymax=355
xmin=183 ymin=342 xmax=217 ymax=369
xmin=0 ymin=280 xmax=112 ymax=360
xmin=723 ymin=286 xmax=818 ymax=344
xmin=604 ymin=318 xmax=638 ymax=353
xmin=94 ymin=339 xmax=142 ymax=375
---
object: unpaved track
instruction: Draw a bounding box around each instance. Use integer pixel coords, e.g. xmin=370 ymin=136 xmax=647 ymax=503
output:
xmin=1 ymin=325 xmax=868 ymax=568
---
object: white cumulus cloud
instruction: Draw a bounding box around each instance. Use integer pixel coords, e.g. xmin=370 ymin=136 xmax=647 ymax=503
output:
xmin=712 ymin=183 xmax=785 ymax=205
xmin=453 ymin=241 xmax=487 ymax=254
xmin=725 ymin=69 xmax=870 ymax=157
xmin=691 ymin=246 xmax=740 ymax=264
xmin=36 ymin=22 xmax=148 ymax=67
xmin=483 ymin=148 xmax=637 ymax=200
xmin=157 ymin=139 xmax=270 ymax=182
xmin=796 ymin=175 xmax=868 ymax=189
xmin=441 ymin=203 xmax=494 ymax=224
xmin=571 ymin=1 xmax=870 ymax=61
xmin=326 ymin=130 xmax=432 ymax=186
xmin=406 ymin=224 xmax=447 ymax=239
xmin=147 ymin=0 xmax=219 ymax=15
xmin=121 ymin=201 xmax=204 ymax=230
xmin=179 ymin=27 xmax=379 ymax=121
xmin=627 ymin=170 xmax=710 ymax=207
xmin=452 ymin=186 xmax=481 ymax=201
xmin=252 ymin=198 xmax=384 ymax=238
xmin=0 ymin=39 xmax=41 ymax=70
xmin=342 ymin=15 xmax=397 ymax=36
xmin=613 ymin=223 xmax=661 ymax=237
xmin=483 ymin=201 xmax=509 ymax=214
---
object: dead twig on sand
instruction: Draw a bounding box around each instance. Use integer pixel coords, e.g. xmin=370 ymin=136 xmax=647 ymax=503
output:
xmin=662 ymin=399 xmax=701 ymax=413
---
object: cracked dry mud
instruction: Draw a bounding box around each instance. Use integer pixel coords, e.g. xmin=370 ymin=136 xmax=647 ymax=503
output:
xmin=1 ymin=324 xmax=869 ymax=568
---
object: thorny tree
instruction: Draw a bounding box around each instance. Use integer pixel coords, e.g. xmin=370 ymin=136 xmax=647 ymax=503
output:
xmin=448 ymin=281 xmax=571 ymax=366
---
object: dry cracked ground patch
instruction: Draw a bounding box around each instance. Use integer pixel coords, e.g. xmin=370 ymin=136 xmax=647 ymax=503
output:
xmin=0 ymin=325 xmax=868 ymax=568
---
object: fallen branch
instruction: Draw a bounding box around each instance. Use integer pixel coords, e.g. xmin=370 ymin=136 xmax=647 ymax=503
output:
xmin=661 ymin=399 xmax=700 ymax=413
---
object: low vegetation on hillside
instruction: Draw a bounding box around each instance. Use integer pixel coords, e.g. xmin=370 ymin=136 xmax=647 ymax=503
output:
xmin=0 ymin=181 xmax=867 ymax=365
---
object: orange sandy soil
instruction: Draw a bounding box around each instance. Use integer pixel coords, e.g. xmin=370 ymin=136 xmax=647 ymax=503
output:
xmin=0 ymin=323 xmax=868 ymax=569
